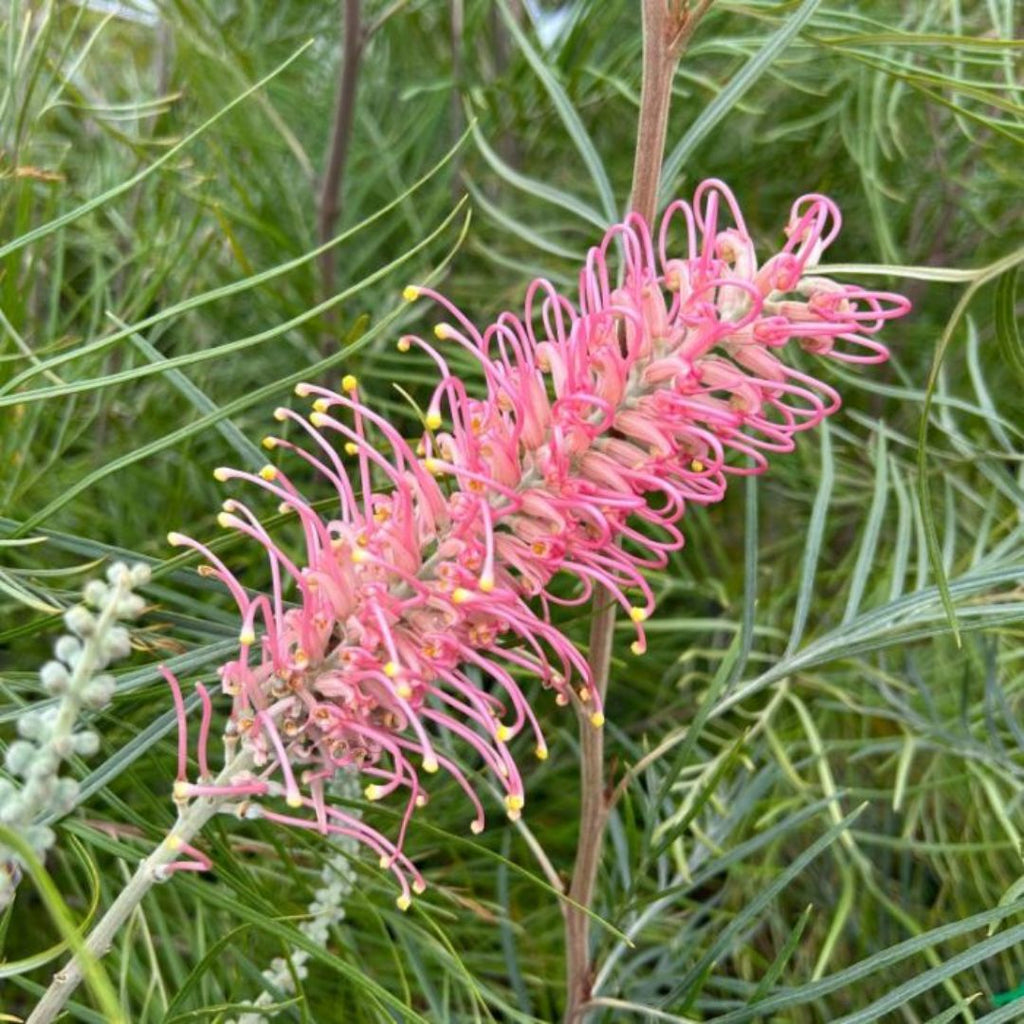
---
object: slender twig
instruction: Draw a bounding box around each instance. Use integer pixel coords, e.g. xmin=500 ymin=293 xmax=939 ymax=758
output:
xmin=563 ymin=593 xmax=616 ymax=1022
xmin=630 ymin=0 xmax=712 ymax=224
xmin=563 ymin=3 xmax=713 ymax=1021
xmin=27 ymin=750 xmax=253 ymax=1024
xmin=317 ymin=0 xmax=364 ymax=339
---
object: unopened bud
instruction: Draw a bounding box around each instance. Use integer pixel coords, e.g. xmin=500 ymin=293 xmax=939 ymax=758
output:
xmin=81 ymin=675 xmax=115 ymax=710
xmin=64 ymin=606 xmax=96 ymax=638
xmin=102 ymin=626 xmax=131 ymax=661
xmin=16 ymin=711 xmax=46 ymax=741
xmin=83 ymin=580 xmax=109 ymax=608
xmin=55 ymin=635 xmax=82 ymax=666
xmin=4 ymin=740 xmax=37 ymax=777
xmin=53 ymin=778 xmax=81 ymax=813
xmin=116 ymin=594 xmax=146 ymax=620
xmin=129 ymin=562 xmax=151 ymax=587
xmin=106 ymin=561 xmax=130 ymax=586
xmin=73 ymin=731 xmax=101 ymax=757
xmin=40 ymin=660 xmax=70 ymax=696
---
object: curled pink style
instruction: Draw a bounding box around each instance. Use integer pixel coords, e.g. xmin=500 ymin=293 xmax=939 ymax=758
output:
xmin=166 ymin=180 xmax=909 ymax=905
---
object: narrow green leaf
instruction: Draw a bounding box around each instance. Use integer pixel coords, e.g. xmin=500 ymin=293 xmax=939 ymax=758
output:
xmin=833 ymin=922 xmax=1024 ymax=1024
xmin=711 ymin=900 xmax=1024 ymax=1023
xmin=0 ymin=826 xmax=126 ymax=1023
xmin=786 ymin=420 xmax=833 ymax=654
xmin=0 ymin=40 xmax=315 ymax=261
xmin=659 ymin=0 xmax=824 ymax=202
xmin=842 ymin=428 xmax=888 ymax=624
xmin=468 ymin=115 xmax=607 ymax=229
xmin=669 ymin=805 xmax=867 ymax=1008
xmin=994 ymin=266 xmax=1024 ymax=386
xmin=496 ymin=0 xmax=617 ymax=223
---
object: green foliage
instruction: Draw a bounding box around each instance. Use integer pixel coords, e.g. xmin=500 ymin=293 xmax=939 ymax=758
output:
xmin=1 ymin=0 xmax=1021 ymax=1021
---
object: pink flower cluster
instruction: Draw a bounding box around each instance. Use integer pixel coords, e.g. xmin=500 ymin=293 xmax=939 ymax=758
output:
xmin=166 ymin=180 xmax=908 ymax=906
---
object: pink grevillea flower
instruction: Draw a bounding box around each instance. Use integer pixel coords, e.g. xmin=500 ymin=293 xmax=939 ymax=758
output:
xmin=165 ymin=179 xmax=908 ymax=906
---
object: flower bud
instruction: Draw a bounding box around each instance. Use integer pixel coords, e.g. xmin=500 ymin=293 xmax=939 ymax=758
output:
xmin=27 ymin=749 xmax=60 ymax=779
xmin=53 ymin=778 xmax=81 ymax=813
xmin=81 ymin=675 xmax=115 ymax=710
xmin=64 ymin=605 xmax=97 ymax=638
xmin=117 ymin=593 xmax=146 ymax=620
xmin=4 ymin=740 xmax=36 ymax=778
xmin=83 ymin=579 xmax=109 ymax=608
xmin=0 ymin=795 xmax=27 ymax=826
xmin=72 ymin=730 xmax=101 ymax=757
xmin=55 ymin=634 xmax=83 ymax=666
xmin=40 ymin=660 xmax=70 ymax=695
xmin=102 ymin=626 xmax=131 ymax=662
xmin=106 ymin=561 xmax=130 ymax=586
xmin=16 ymin=710 xmax=46 ymax=741
xmin=129 ymin=562 xmax=152 ymax=587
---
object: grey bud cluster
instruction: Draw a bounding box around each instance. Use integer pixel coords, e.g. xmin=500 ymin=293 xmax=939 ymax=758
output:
xmin=227 ymin=773 xmax=360 ymax=1024
xmin=1 ymin=561 xmax=151 ymax=910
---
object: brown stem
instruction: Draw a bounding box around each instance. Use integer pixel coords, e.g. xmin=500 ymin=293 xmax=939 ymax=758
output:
xmin=563 ymin=3 xmax=713 ymax=1021
xmin=630 ymin=0 xmax=714 ymax=225
xmin=317 ymin=0 xmax=364 ymax=340
xmin=563 ymin=591 xmax=616 ymax=1023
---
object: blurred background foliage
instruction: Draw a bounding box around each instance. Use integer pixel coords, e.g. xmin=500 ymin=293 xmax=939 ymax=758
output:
xmin=1 ymin=0 xmax=1021 ymax=1021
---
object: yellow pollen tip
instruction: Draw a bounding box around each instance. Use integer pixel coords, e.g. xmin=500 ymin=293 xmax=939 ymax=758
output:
xmin=384 ymin=660 xmax=399 ymax=678
xmin=505 ymin=794 xmax=524 ymax=812
xmin=630 ymin=641 xmax=645 ymax=656
xmin=396 ymin=894 xmax=412 ymax=912
xmin=239 ymin=629 xmax=256 ymax=645
xmin=341 ymin=374 xmax=358 ymax=392
xmin=536 ymin=745 xmax=549 ymax=761
xmin=425 ymin=411 xmax=442 ymax=430
xmin=213 ymin=467 xmax=230 ymax=482
xmin=423 ymin=757 xmax=439 ymax=774
xmin=273 ymin=407 xmax=288 ymax=420
xmin=470 ymin=820 xmax=484 ymax=835
xmin=351 ymin=549 xmax=368 ymax=564
xmin=690 ymin=459 xmax=706 ymax=473
xmin=451 ymin=587 xmax=472 ymax=604
xmin=344 ymin=442 xmax=358 ymax=455
xmin=167 ymin=532 xmax=184 ymax=546
xmin=397 ymin=337 xmax=412 ymax=352
xmin=479 ymin=575 xmax=495 ymax=593
xmin=424 ymin=457 xmax=443 ymax=475
xmin=261 ymin=436 xmax=277 ymax=449
xmin=413 ymin=879 xmax=426 ymax=895
xmin=312 ymin=398 xmax=330 ymax=413
xmin=365 ymin=785 xmax=382 ymax=800
xmin=402 ymin=285 xmax=420 ymax=302
xmin=216 ymin=512 xmax=233 ymax=529
xmin=258 ymin=465 xmax=277 ymax=481
xmin=415 ymin=794 xmax=428 ymax=807
xmin=590 ymin=712 xmax=605 ymax=728
xmin=379 ymin=854 xmax=390 ymax=869
xmin=495 ymin=724 xmax=513 ymax=743
xmin=396 ymin=682 xmax=413 ymax=699
xmin=172 ymin=781 xmax=189 ymax=800
xmin=629 ymin=606 xmax=649 ymax=623
xmin=433 ymin=323 xmax=449 ymax=340
xmin=286 ymin=793 xmax=303 ymax=808
xmin=310 ymin=411 xmax=328 ymax=427
xmin=166 ymin=834 xmax=183 ymax=851
xmin=294 ymin=383 xmax=312 ymax=397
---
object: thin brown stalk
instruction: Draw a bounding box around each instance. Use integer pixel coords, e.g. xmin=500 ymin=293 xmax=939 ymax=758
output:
xmin=318 ymin=0 xmax=364 ymax=340
xmin=563 ymin=3 xmax=713 ymax=1021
